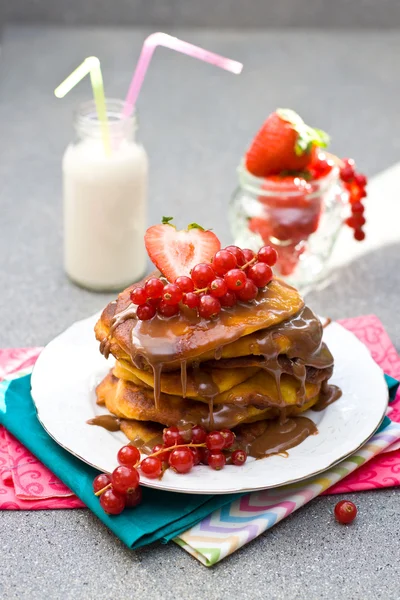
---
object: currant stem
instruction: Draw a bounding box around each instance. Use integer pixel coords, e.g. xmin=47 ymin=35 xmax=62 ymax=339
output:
xmin=95 ymin=483 xmax=112 ymax=497
xmin=143 ymin=442 xmax=206 ymax=462
xmin=240 ymin=257 xmax=257 ymax=270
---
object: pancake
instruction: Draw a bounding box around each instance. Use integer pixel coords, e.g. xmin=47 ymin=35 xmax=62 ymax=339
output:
xmin=96 ymin=371 xmax=322 ymax=431
xmin=94 ymin=277 xmax=304 ymax=369
xmin=113 ymin=359 xmax=260 ymax=399
xmin=119 ymin=419 xmax=163 ymax=449
xmin=93 ymin=269 xmax=341 ymax=454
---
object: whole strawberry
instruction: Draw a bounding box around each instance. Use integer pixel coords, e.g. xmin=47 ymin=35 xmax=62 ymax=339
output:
xmin=245 ymin=109 xmax=329 ymax=177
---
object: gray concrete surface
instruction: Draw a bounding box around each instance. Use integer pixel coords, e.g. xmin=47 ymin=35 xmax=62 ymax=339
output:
xmin=3 ymin=0 xmax=400 ymax=28
xmin=0 ymin=26 xmax=399 ymax=600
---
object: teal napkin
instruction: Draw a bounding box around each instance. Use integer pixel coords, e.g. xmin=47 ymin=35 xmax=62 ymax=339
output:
xmin=0 ymin=375 xmax=243 ymax=548
xmin=386 ymin=373 xmax=399 ymax=402
xmin=0 ymin=374 xmax=397 ymax=549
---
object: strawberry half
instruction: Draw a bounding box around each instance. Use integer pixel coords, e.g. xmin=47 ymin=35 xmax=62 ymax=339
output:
xmin=144 ymin=218 xmax=221 ymax=282
xmin=245 ymin=109 xmax=329 ymax=178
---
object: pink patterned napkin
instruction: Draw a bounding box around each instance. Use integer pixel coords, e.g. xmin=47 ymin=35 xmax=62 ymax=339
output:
xmin=0 ymin=348 xmax=84 ymax=510
xmin=323 ymin=315 xmax=400 ymax=494
xmin=0 ymin=314 xmax=399 ymax=511
xmin=0 ymin=427 xmax=84 ymax=510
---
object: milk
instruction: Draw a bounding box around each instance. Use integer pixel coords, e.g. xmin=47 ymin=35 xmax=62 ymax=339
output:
xmin=62 ymin=100 xmax=148 ymax=291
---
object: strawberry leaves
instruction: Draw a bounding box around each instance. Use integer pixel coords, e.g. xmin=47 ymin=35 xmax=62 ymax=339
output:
xmin=187 ymin=223 xmax=205 ymax=231
xmin=276 ymin=108 xmax=330 ymax=157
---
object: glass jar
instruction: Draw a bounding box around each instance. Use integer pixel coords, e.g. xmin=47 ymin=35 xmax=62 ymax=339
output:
xmin=229 ymin=163 xmax=348 ymax=290
xmin=63 ymin=98 xmax=148 ymax=291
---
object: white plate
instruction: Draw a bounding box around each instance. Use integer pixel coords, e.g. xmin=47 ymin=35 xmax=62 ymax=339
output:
xmin=31 ymin=313 xmax=388 ymax=494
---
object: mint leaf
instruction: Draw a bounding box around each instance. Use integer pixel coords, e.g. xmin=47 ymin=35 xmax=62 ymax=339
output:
xmin=162 ymin=216 xmax=174 ymax=225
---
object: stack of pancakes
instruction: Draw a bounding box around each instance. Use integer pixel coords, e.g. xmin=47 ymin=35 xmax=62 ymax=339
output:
xmin=94 ymin=277 xmax=337 ymax=450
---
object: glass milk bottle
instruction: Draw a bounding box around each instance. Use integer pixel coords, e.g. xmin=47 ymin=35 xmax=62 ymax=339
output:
xmin=63 ymin=99 xmax=148 ymax=291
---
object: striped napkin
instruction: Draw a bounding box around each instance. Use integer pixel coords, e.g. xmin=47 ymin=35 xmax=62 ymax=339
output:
xmin=175 ymin=420 xmax=400 ymax=565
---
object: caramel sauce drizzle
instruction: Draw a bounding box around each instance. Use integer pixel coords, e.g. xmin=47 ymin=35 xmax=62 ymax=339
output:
xmin=87 ymin=415 xmax=121 ymax=432
xmin=180 ymin=360 xmax=187 ymax=399
xmin=98 ymin=281 xmax=341 ymax=456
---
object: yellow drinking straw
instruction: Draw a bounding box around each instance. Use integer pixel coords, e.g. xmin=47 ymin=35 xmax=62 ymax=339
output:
xmin=54 ymin=56 xmax=111 ymax=156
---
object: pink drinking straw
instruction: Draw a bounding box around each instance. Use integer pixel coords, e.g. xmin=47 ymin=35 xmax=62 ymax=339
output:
xmin=123 ymin=32 xmax=243 ymax=118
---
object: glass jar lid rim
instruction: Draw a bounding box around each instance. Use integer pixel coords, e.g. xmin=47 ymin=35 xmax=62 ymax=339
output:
xmin=237 ymin=160 xmax=339 ymax=197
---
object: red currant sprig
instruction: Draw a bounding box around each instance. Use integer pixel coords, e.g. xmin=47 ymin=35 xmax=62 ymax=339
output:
xmin=340 ymin=158 xmax=368 ymax=241
xmin=131 ymin=245 xmax=278 ymax=322
xmin=93 ymin=424 xmax=247 ymax=515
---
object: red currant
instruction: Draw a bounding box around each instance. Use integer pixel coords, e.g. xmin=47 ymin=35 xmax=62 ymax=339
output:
xmin=117 ymin=445 xmax=140 ymax=467
xmin=147 ymin=297 xmax=161 ymax=309
xmin=351 ymin=201 xmax=365 ymax=214
xmin=130 ymin=287 xmax=147 ymax=305
xmin=257 ymin=245 xmax=278 ymax=266
xmin=163 ymin=426 xmax=185 ymax=447
xmin=140 ymin=456 xmax=163 ymax=479
xmin=162 ymin=283 xmax=183 ymax=305
xmin=340 ymin=165 xmax=355 ymax=183
xmin=208 ymin=452 xmax=226 ymax=470
xmin=212 ymin=250 xmax=237 ymax=275
xmin=199 ymin=295 xmax=221 ymax=318
xmin=100 ymin=489 xmax=126 ymax=515
xmin=169 ymin=447 xmax=194 ymax=474
xmin=219 ymin=290 xmax=237 ymax=308
xmin=125 ymin=486 xmax=142 ymax=508
xmin=182 ymin=292 xmax=200 ymax=309
xmin=111 ymin=465 xmax=140 ymax=494
xmin=206 ymin=431 xmax=225 ymax=451
xmin=224 ymin=269 xmax=247 ymax=290
xmin=191 ymin=425 xmax=207 ymax=444
xmin=231 ymin=449 xmax=247 ymax=466
xmin=247 ymin=263 xmax=272 ymax=287
xmin=152 ymin=444 xmax=171 ymax=463
xmin=144 ymin=277 xmax=164 ymax=299
xmin=358 ymin=216 xmax=366 ymax=226
xmin=220 ymin=429 xmax=235 ymax=449
xmin=190 ymin=447 xmax=201 ymax=466
xmin=346 ymin=215 xmax=365 ymax=229
xmin=137 ymin=303 xmax=156 ymax=321
xmin=210 ymin=278 xmax=228 ymax=298
xmin=236 ymin=279 xmax=258 ymax=301
xmin=312 ymin=157 xmax=333 ymax=177
xmin=224 ymin=246 xmax=246 ymax=266
xmin=242 ymin=248 xmax=255 ymax=263
xmin=191 ymin=263 xmax=215 ymax=288
xmin=158 ymin=300 xmax=180 ymax=317
xmin=354 ymin=173 xmax=367 ymax=187
xmin=93 ymin=473 xmax=111 ymax=493
xmin=199 ymin=447 xmax=210 ymax=465
xmin=334 ymin=500 xmax=357 ymax=524
xmin=175 ymin=276 xmax=194 ymax=293
xmin=354 ymin=229 xmax=365 ymax=241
